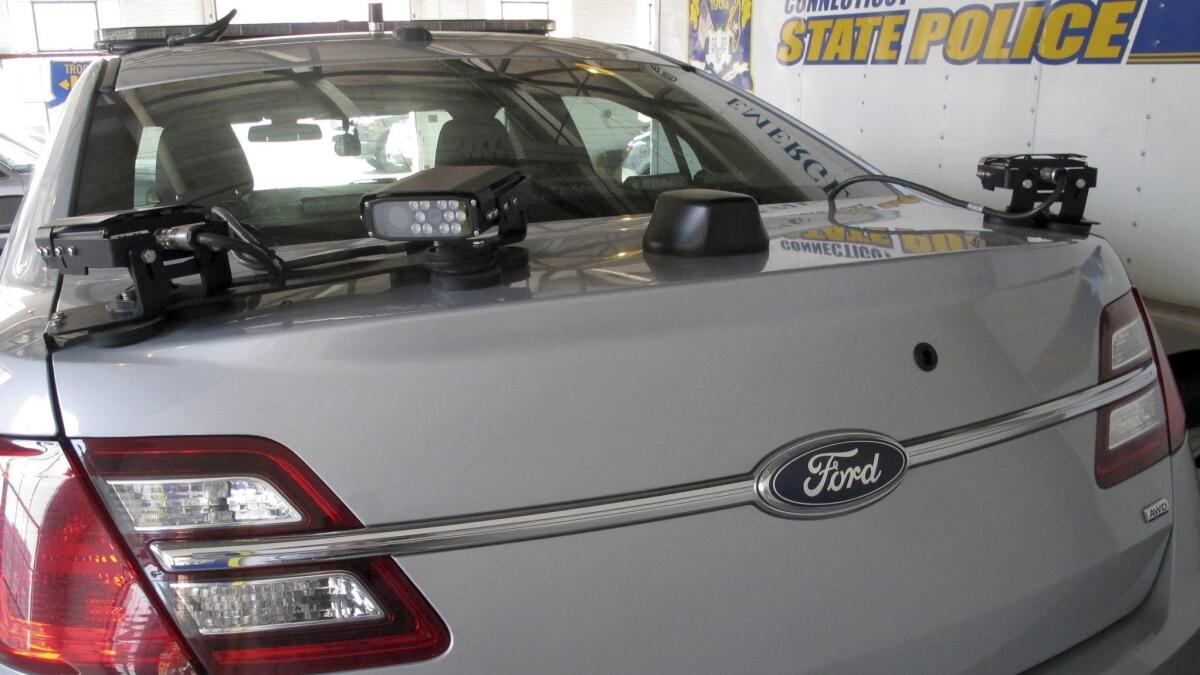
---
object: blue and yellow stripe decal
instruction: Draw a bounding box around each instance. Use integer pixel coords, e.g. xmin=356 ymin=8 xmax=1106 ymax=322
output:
xmin=1127 ymin=0 xmax=1200 ymax=64
xmin=775 ymin=0 xmax=1200 ymax=67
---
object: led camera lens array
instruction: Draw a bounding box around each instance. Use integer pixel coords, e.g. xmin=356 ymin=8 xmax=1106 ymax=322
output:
xmin=376 ymin=198 xmax=474 ymax=239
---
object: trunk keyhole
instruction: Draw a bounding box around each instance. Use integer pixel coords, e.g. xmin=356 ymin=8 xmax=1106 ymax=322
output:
xmin=914 ymin=343 xmax=938 ymax=372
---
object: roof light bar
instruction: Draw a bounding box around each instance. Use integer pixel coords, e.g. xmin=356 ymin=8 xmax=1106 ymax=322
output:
xmin=96 ymin=19 xmax=556 ymax=54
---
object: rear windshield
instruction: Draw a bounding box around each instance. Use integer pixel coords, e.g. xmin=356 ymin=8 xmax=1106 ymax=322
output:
xmin=74 ymin=57 xmax=883 ymax=245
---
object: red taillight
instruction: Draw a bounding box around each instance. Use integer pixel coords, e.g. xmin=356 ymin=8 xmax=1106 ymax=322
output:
xmin=1134 ymin=290 xmax=1188 ymax=453
xmin=1095 ymin=290 xmax=1185 ymax=488
xmin=76 ymin=436 xmax=361 ymax=538
xmin=0 ymin=439 xmax=193 ymax=674
xmin=182 ymin=560 xmax=447 ymax=674
xmin=71 ymin=436 xmax=450 ymax=674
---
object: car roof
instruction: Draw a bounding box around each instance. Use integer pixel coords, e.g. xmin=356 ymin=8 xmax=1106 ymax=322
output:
xmin=113 ymin=32 xmax=676 ymax=90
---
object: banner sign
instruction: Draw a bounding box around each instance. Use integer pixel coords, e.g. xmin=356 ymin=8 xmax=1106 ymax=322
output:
xmin=775 ymin=0 xmax=1200 ymax=67
xmin=49 ymin=61 xmax=90 ymax=107
xmin=690 ymin=0 xmax=755 ymax=89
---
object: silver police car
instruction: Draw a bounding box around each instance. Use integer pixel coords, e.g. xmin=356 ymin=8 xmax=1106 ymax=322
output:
xmin=0 ymin=18 xmax=1196 ymax=675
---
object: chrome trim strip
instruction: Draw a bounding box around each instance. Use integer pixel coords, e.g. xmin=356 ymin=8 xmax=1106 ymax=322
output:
xmin=151 ymin=364 xmax=1158 ymax=573
xmin=152 ymin=478 xmax=756 ymax=573
xmin=905 ymin=363 xmax=1158 ymax=466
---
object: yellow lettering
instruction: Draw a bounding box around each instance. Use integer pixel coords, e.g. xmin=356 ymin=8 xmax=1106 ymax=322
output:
xmin=868 ymin=230 xmax=893 ymax=247
xmin=900 ymin=234 xmax=932 ymax=254
xmin=1011 ymin=4 xmax=1045 ymax=61
xmin=807 ymin=18 xmax=836 ymax=63
xmin=800 ymin=226 xmax=838 ymax=242
xmin=907 ymin=9 xmax=953 ymax=63
xmin=846 ymin=228 xmax=870 ymax=244
xmin=853 ymin=15 xmax=884 ymax=62
xmin=777 ymin=18 xmax=807 ymax=65
xmin=1039 ymin=2 xmax=1092 ymax=63
xmin=1084 ymin=0 xmax=1138 ymax=61
xmin=826 ymin=18 xmax=855 ymax=62
xmin=946 ymin=7 xmax=990 ymax=63
xmin=982 ymin=5 xmax=1017 ymax=61
xmin=799 ymin=226 xmax=894 ymax=249
xmin=875 ymin=14 xmax=907 ymax=63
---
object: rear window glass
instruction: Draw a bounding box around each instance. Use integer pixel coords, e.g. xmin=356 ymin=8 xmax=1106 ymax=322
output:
xmin=75 ymin=57 xmax=883 ymax=245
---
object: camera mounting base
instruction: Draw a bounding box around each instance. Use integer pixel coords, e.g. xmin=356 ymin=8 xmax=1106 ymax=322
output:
xmin=421 ymin=241 xmax=528 ymax=291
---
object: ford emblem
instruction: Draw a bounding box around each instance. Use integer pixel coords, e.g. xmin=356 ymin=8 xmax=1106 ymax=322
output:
xmin=755 ymin=431 xmax=908 ymax=518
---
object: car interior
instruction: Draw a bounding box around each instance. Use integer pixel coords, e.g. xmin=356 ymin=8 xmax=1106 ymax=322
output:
xmin=72 ymin=58 xmax=821 ymax=246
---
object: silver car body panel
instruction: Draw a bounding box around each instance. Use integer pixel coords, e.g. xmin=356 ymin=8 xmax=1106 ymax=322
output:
xmin=0 ymin=59 xmax=104 ymax=437
xmin=1026 ymin=448 xmax=1200 ymax=674
xmin=53 ymin=195 xmax=1174 ymax=672
xmin=383 ymin=442 xmax=1189 ymax=675
xmin=150 ymin=361 xmax=1159 ymax=573
xmin=56 ymin=198 xmax=1137 ymax=517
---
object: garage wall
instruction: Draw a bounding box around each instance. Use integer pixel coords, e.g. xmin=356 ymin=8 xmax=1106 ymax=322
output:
xmin=413 ymin=0 xmax=488 ymax=19
xmin=574 ymin=0 xmax=655 ymax=48
xmin=661 ymin=0 xmax=1200 ymax=316
xmin=118 ymin=0 xmax=206 ymax=24
xmin=0 ymin=2 xmax=10 ymax=54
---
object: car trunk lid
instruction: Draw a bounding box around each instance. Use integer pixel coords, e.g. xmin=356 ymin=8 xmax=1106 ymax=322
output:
xmin=50 ymin=197 xmax=1173 ymax=671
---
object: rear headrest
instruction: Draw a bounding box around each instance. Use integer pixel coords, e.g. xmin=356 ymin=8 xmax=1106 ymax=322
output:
xmin=623 ymin=172 xmax=693 ymax=194
xmin=156 ymin=123 xmax=254 ymax=205
xmin=435 ymin=117 xmax=517 ymax=167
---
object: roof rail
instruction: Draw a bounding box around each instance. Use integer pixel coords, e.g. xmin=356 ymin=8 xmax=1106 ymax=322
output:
xmin=95 ymin=17 xmax=557 ymax=55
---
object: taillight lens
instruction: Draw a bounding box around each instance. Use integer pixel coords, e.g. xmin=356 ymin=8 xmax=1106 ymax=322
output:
xmin=169 ymin=559 xmax=447 ymax=673
xmin=72 ymin=436 xmax=449 ymax=674
xmin=1134 ymin=290 xmax=1188 ymax=452
xmin=1100 ymin=290 xmax=1153 ymax=381
xmin=108 ymin=475 xmax=303 ymax=531
xmin=0 ymin=439 xmax=193 ymax=674
xmin=1095 ymin=291 xmax=1187 ymax=488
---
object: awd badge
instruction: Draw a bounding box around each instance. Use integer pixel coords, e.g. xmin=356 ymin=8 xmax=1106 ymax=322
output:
xmin=1143 ymin=498 xmax=1170 ymax=523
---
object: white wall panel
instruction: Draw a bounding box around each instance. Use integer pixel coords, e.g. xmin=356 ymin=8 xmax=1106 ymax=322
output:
xmin=657 ymin=0 xmax=687 ymax=59
xmin=572 ymin=0 xmax=640 ymax=46
xmin=119 ymin=0 xmax=205 ymax=25
xmin=217 ymin=0 xmax=412 ymax=23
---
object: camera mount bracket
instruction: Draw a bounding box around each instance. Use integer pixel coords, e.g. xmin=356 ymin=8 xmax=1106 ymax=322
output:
xmin=37 ymin=206 xmax=235 ymax=346
xmin=977 ymin=154 xmax=1098 ymax=234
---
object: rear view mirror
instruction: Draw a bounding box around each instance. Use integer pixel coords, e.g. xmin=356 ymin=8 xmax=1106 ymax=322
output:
xmin=247 ymin=122 xmax=322 ymax=142
xmin=334 ymin=133 xmax=361 ymax=156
